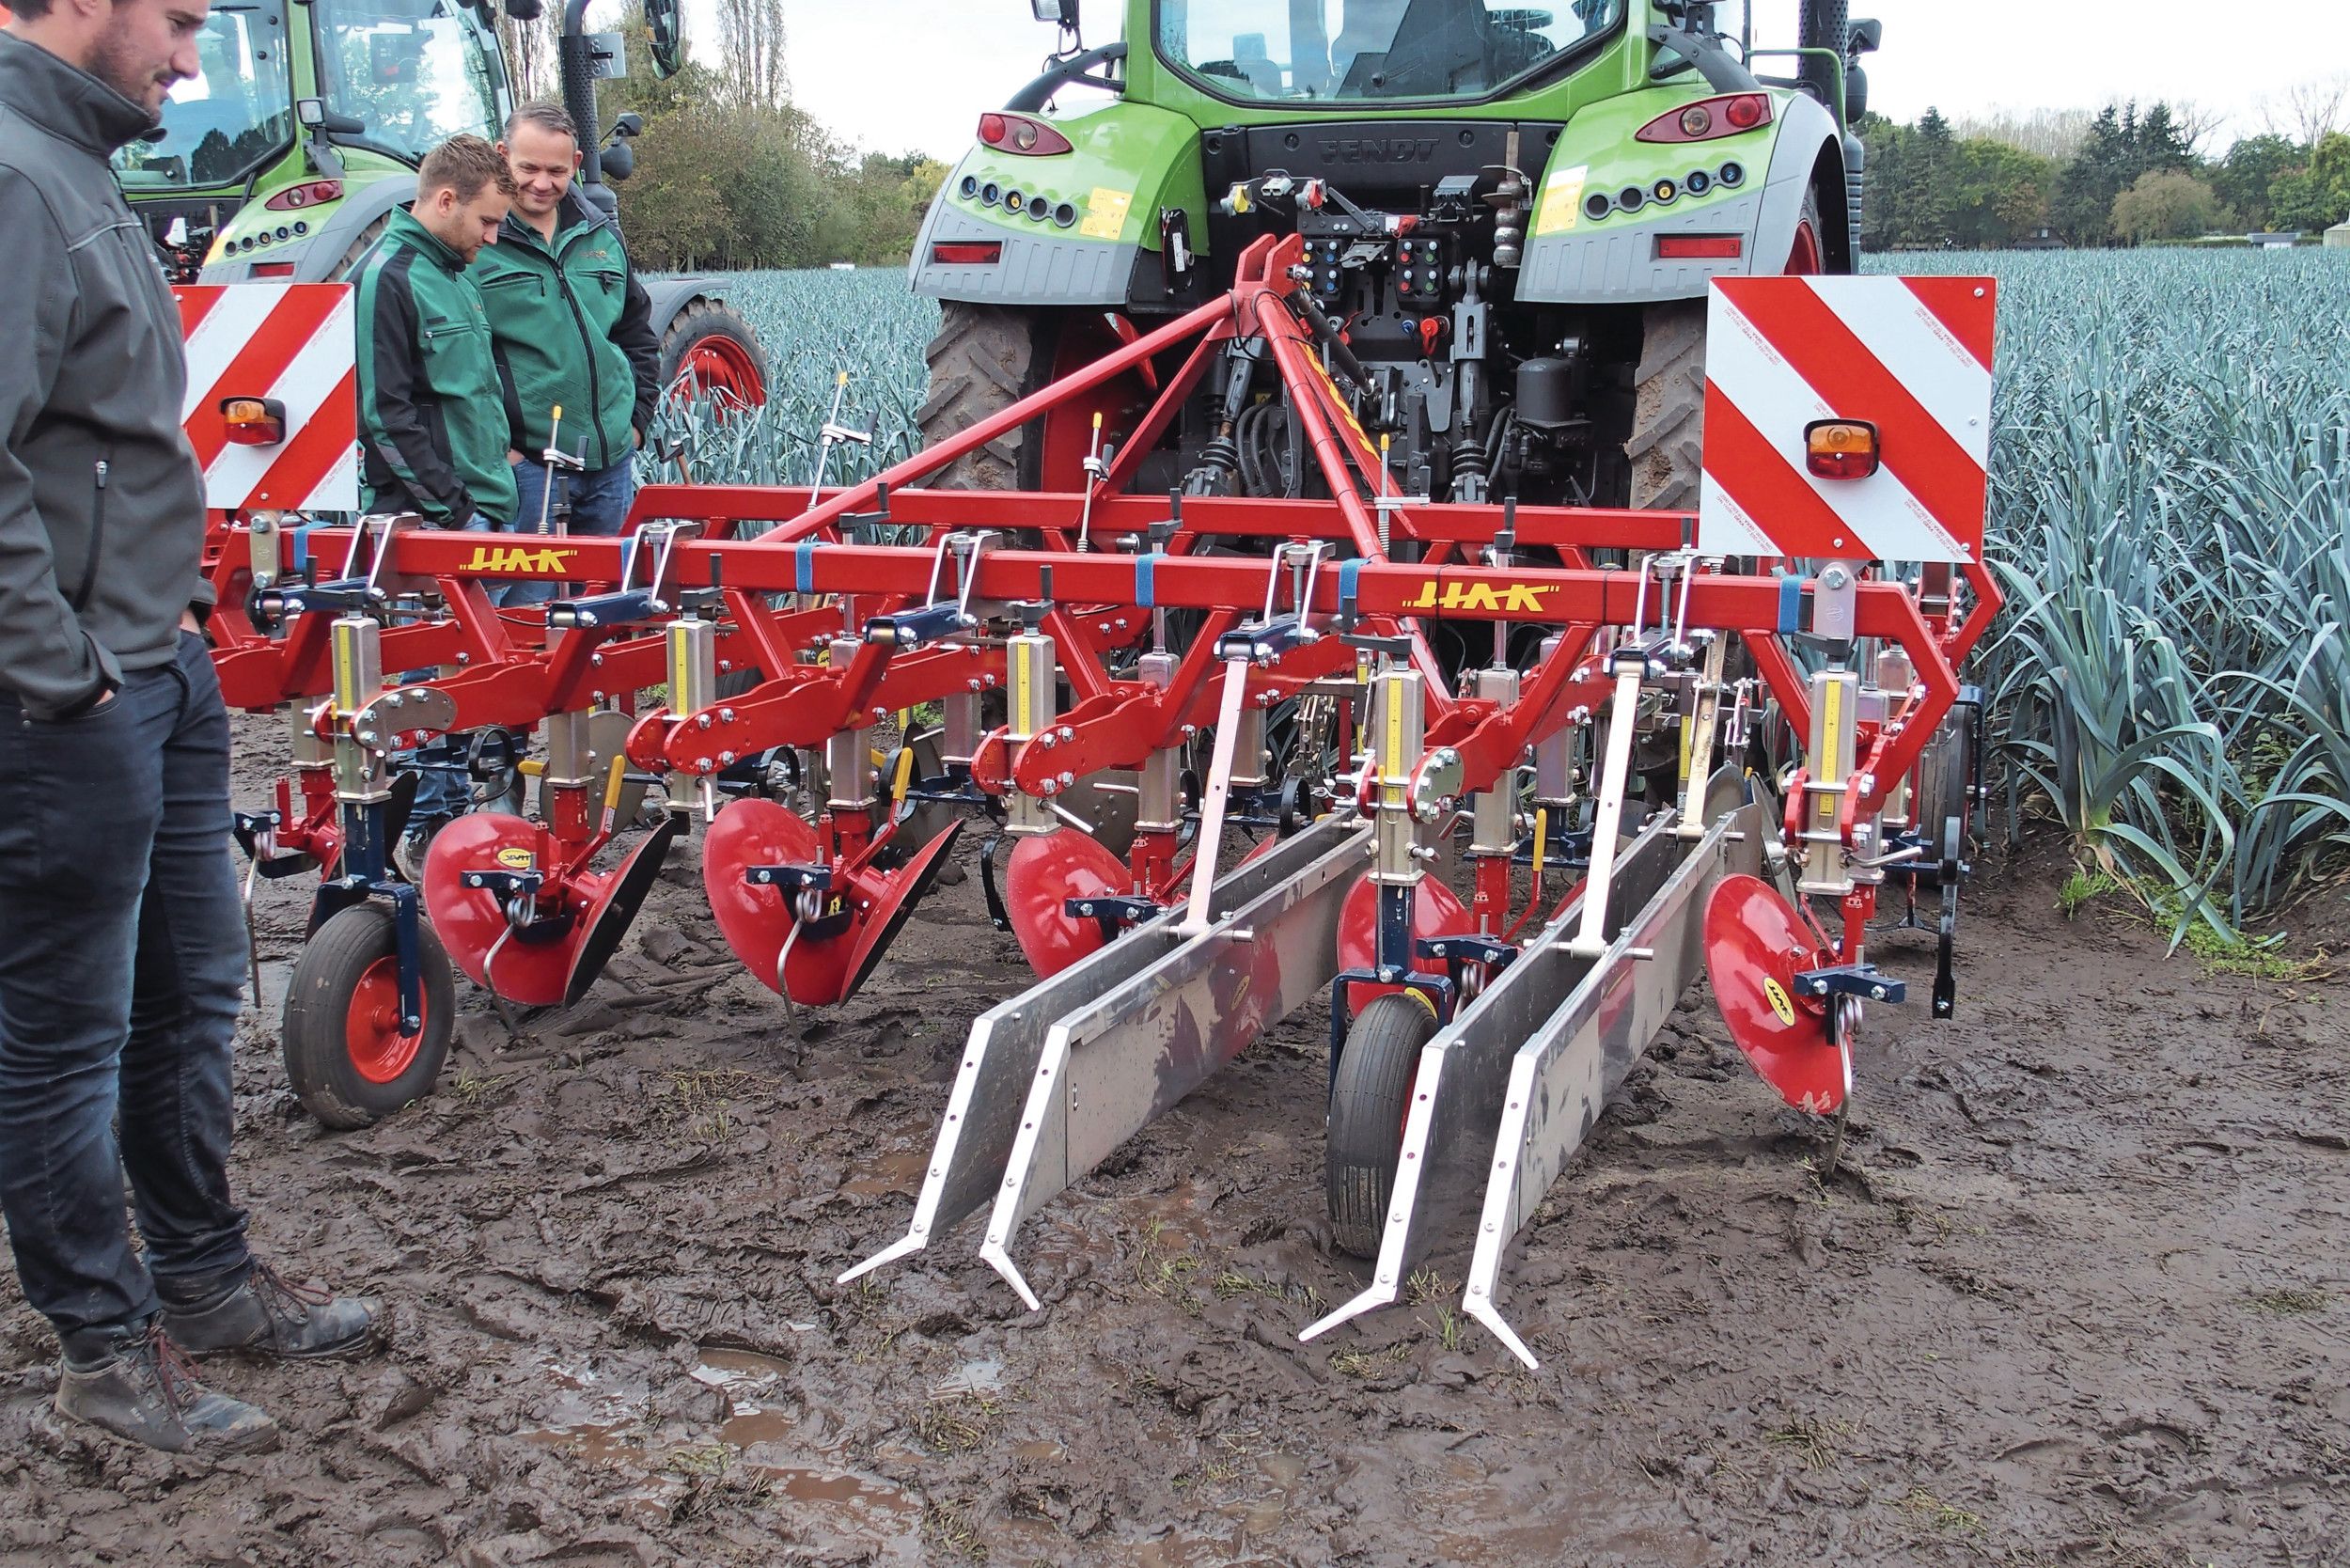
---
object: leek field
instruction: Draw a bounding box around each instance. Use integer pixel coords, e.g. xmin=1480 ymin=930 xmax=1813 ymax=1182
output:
xmin=657 ymin=252 xmax=2350 ymax=939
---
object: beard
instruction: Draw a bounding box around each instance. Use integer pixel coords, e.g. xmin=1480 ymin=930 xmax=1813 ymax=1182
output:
xmin=86 ymin=30 xmax=170 ymax=117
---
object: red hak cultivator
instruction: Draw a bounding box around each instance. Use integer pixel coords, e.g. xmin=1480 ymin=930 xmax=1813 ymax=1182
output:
xmin=205 ymin=238 xmax=1997 ymax=1365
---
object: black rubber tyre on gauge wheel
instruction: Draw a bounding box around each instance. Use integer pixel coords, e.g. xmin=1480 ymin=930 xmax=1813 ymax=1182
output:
xmin=281 ymin=902 xmax=456 ymax=1130
xmin=1326 ymin=991 xmax=1441 ymax=1259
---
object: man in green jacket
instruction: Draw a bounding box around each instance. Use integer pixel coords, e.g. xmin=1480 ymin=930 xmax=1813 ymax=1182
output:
xmin=353 ymin=134 xmax=518 ymax=857
xmin=355 ymin=134 xmax=517 ymax=530
xmin=478 ymin=102 xmax=660 ymax=569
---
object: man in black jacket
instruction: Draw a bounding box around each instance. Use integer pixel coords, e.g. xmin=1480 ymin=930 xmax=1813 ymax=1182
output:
xmin=0 ymin=0 xmax=381 ymax=1456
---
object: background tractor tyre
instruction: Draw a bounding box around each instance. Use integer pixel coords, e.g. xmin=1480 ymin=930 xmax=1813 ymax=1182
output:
xmin=332 ymin=214 xmax=390 ymax=279
xmin=282 ymin=903 xmax=456 ymax=1130
xmin=1326 ymin=992 xmax=1440 ymax=1259
xmin=916 ymin=301 xmax=1059 ymax=491
xmin=661 ymin=299 xmax=771 ymax=413
xmin=1626 ymin=298 xmax=1707 ymax=512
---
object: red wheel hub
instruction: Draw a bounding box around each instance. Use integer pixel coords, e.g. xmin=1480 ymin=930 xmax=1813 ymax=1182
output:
xmin=345 ymin=955 xmax=421 ymax=1085
xmin=1703 ymin=873 xmax=1849 ymax=1113
xmin=1786 ymin=218 xmax=1823 ymax=276
xmin=671 ymin=335 xmax=768 ymax=416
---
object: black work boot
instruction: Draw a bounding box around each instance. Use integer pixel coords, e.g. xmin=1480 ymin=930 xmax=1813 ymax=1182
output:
xmin=161 ymin=1262 xmax=386 ymax=1361
xmin=55 ymin=1321 xmax=280 ymax=1454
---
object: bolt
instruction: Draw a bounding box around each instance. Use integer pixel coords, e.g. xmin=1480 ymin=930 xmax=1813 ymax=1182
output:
xmin=1042 ymin=779 xmax=1058 ymax=795
xmin=456 ymin=653 xmax=470 ymax=665
xmin=384 ymin=693 xmax=403 ymax=708
xmin=874 ymin=707 xmax=888 ymax=721
xmin=697 ymin=713 xmax=713 ymax=729
xmin=718 ymin=659 xmax=733 ymax=672
xmin=717 ymin=707 xmax=736 ymax=723
xmin=695 ymin=758 xmax=712 ymax=772
xmin=591 ymin=652 xmax=605 ymax=667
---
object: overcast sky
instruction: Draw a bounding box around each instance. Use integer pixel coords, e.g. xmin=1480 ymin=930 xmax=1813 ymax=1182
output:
xmin=652 ymin=1 xmax=2340 ymax=162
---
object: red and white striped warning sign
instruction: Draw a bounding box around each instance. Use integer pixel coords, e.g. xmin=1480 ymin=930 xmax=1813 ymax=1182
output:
xmin=175 ymin=283 xmax=360 ymax=513
xmin=1698 ymin=275 xmax=1995 ymax=564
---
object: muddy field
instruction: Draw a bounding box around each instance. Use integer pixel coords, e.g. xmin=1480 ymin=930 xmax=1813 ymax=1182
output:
xmin=2 ymin=729 xmax=2346 ymax=1567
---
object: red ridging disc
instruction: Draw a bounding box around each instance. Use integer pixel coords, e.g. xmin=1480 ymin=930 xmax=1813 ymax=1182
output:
xmin=1703 ymin=873 xmax=1849 ymax=1114
xmin=1003 ymin=829 xmax=1131 ymax=979
xmin=1335 ymin=873 xmax=1471 ymax=1018
xmin=840 ymin=818 xmax=966 ymax=1002
xmin=701 ymin=799 xmax=854 ymax=1005
xmin=420 ymin=812 xmax=586 ymax=1008
xmin=563 ymin=814 xmax=682 ymax=1006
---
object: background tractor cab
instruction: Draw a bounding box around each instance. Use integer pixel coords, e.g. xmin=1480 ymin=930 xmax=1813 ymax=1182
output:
xmin=911 ymin=0 xmax=1875 ymax=511
xmin=102 ymin=0 xmax=767 ymax=408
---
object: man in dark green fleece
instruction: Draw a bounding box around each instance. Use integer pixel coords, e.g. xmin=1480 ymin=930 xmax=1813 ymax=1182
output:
xmin=0 ymin=0 xmax=382 ymax=1459
xmin=355 ymin=133 xmax=517 ymax=531
xmin=478 ymin=102 xmax=660 ymax=563
xmin=353 ymin=133 xmax=518 ymax=852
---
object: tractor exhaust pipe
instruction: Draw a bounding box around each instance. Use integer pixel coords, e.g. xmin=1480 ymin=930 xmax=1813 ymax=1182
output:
xmin=557 ymin=0 xmax=612 ymax=220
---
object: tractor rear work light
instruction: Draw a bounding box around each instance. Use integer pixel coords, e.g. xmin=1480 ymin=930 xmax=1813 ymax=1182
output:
xmin=1637 ymin=93 xmax=1774 ymax=143
xmin=977 ymin=111 xmax=1073 ymax=156
xmin=931 ymin=241 xmax=1003 ymax=265
xmin=1655 ymin=234 xmax=1744 ymax=259
xmin=220 ymin=396 xmax=288 ymax=447
xmin=1805 ymin=419 xmax=1880 ymax=479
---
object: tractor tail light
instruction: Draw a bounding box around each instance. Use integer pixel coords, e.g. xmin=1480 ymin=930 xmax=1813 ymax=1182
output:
xmin=1637 ymin=93 xmax=1773 ymax=143
xmin=977 ymin=111 xmax=1073 ymax=156
xmin=1656 ymin=234 xmax=1743 ymax=259
xmin=248 ymin=261 xmax=298 ymax=278
xmin=1805 ymin=419 xmax=1880 ymax=479
xmin=931 ymin=241 xmax=1003 ymax=265
xmin=221 ymin=396 xmax=288 ymax=446
xmin=265 ymin=179 xmax=344 ymax=211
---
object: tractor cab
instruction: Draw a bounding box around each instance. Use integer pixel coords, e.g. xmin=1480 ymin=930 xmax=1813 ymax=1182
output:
xmin=1152 ymin=0 xmax=1629 ymax=103
xmin=113 ymin=0 xmax=508 ymax=282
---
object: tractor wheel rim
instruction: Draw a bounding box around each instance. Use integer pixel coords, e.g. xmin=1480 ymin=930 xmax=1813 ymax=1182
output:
xmin=1787 ymin=218 xmax=1823 ymax=275
xmin=345 ymin=955 xmax=421 ymax=1085
xmin=680 ymin=337 xmax=766 ymax=413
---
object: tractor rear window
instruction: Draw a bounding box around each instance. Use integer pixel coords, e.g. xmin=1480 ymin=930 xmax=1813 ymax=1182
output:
xmin=114 ymin=0 xmax=295 ymax=190
xmin=1154 ymin=0 xmax=1625 ymax=102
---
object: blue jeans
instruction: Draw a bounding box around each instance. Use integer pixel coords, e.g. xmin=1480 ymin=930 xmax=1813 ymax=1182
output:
xmin=500 ymin=456 xmax=637 ymax=608
xmin=0 ymin=633 xmax=252 ymax=1360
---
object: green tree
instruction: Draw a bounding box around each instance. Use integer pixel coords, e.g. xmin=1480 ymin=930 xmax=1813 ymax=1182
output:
xmin=2109 ymin=169 xmax=2224 ymax=243
xmin=2267 ymin=133 xmax=2350 ymax=232
xmin=2051 ymin=105 xmax=2129 ymax=243
xmin=2216 ymin=133 xmax=2301 ymax=232
xmin=1947 ymin=137 xmax=2057 ymax=247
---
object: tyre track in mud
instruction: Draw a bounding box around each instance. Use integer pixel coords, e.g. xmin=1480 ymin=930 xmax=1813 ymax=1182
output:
xmin=1 ymin=722 xmax=2344 ymax=1565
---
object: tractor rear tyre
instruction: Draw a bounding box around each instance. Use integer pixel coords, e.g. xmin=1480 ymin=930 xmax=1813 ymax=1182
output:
xmin=1625 ymin=185 xmax=1826 ymax=512
xmin=282 ymin=902 xmax=455 ymax=1130
xmin=1326 ymin=992 xmax=1440 ymax=1259
xmin=1626 ymin=298 xmax=1707 ymax=512
xmin=661 ymin=299 xmax=771 ymax=413
xmin=916 ymin=301 xmax=1059 ymax=490
xmin=332 ymin=214 xmax=390 ymax=279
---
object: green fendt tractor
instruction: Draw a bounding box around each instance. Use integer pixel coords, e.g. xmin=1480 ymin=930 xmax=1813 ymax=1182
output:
xmin=914 ymin=0 xmax=1877 ymax=510
xmin=107 ymin=0 xmax=768 ymax=406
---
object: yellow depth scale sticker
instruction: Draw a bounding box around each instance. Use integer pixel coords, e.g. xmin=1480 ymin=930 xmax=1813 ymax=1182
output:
xmin=1533 ymin=164 xmax=1589 ymax=235
xmin=1079 ymin=187 xmax=1133 ymax=240
xmin=1762 ymin=977 xmax=1798 ymax=1027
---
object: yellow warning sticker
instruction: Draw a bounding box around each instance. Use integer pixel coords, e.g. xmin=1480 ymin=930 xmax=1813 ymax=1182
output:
xmin=1079 ymin=186 xmax=1133 ymax=241
xmin=1533 ymin=164 xmax=1589 ymax=236
xmin=1762 ymin=977 xmax=1797 ymax=1027
xmin=496 ymin=847 xmax=536 ymax=870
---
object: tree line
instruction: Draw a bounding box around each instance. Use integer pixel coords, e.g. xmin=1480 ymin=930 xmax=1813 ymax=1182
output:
xmin=496 ymin=0 xmax=948 ymax=272
xmin=1861 ymin=98 xmax=2350 ymax=249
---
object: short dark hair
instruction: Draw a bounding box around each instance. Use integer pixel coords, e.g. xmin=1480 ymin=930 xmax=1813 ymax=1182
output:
xmin=5 ymin=0 xmax=51 ymax=17
xmin=503 ymin=102 xmax=578 ymax=145
xmin=417 ymin=134 xmax=516 ymax=203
